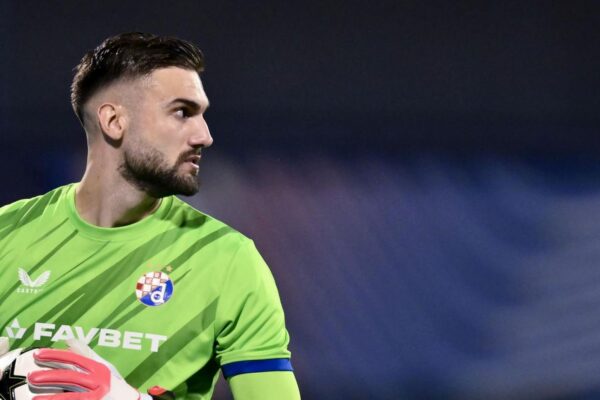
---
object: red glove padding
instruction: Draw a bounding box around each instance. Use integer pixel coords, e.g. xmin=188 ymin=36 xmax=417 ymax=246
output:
xmin=28 ymin=348 xmax=111 ymax=400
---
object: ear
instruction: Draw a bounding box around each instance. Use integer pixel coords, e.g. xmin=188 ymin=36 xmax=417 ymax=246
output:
xmin=97 ymin=103 xmax=127 ymax=142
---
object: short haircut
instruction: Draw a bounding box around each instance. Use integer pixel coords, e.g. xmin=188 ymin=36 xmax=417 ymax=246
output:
xmin=71 ymin=32 xmax=205 ymax=125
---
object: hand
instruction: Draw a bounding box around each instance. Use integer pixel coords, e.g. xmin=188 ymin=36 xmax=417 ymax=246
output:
xmin=27 ymin=339 xmax=151 ymax=400
xmin=1 ymin=339 xmax=66 ymax=399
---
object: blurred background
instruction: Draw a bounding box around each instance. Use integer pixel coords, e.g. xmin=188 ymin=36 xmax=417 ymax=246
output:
xmin=2 ymin=1 xmax=600 ymax=399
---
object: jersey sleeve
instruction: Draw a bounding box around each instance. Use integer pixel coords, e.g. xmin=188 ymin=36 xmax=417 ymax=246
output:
xmin=229 ymin=371 xmax=300 ymax=399
xmin=0 ymin=197 xmax=31 ymax=226
xmin=214 ymin=239 xmax=292 ymax=377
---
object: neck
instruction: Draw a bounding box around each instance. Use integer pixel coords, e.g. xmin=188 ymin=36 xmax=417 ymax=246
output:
xmin=75 ymin=160 xmax=161 ymax=228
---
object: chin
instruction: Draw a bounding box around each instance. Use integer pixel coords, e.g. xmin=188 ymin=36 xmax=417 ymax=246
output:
xmin=175 ymin=186 xmax=200 ymax=197
xmin=173 ymin=176 xmax=201 ymax=196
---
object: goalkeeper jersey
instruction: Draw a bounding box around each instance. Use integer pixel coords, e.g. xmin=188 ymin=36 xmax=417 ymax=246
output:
xmin=0 ymin=183 xmax=292 ymax=399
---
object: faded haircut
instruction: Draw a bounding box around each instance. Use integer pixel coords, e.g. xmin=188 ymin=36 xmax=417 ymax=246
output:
xmin=71 ymin=32 xmax=205 ymax=125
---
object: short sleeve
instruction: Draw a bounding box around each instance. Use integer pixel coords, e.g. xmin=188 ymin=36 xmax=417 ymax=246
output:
xmin=214 ymin=239 xmax=292 ymax=373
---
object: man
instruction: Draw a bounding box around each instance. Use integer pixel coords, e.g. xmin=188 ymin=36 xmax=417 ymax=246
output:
xmin=0 ymin=32 xmax=300 ymax=399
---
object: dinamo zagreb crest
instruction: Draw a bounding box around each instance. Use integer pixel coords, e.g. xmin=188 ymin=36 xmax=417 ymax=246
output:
xmin=135 ymin=272 xmax=174 ymax=307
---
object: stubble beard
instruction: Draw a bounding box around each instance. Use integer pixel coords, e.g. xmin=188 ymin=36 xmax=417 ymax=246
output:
xmin=118 ymin=140 xmax=201 ymax=198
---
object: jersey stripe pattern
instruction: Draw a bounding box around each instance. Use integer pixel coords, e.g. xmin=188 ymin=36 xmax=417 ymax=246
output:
xmin=0 ymin=184 xmax=291 ymax=399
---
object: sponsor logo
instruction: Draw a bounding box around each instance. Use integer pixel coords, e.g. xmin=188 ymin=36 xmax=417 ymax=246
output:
xmin=136 ymin=271 xmax=174 ymax=307
xmin=3 ymin=319 xmax=167 ymax=353
xmin=4 ymin=319 xmax=26 ymax=339
xmin=17 ymin=268 xmax=51 ymax=294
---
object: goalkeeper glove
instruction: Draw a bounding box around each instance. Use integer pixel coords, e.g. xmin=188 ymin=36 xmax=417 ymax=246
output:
xmin=27 ymin=339 xmax=173 ymax=400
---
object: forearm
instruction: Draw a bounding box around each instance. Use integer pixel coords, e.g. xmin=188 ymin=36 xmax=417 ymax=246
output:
xmin=229 ymin=371 xmax=300 ymax=400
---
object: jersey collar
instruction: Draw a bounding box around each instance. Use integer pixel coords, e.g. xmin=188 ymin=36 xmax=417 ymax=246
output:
xmin=65 ymin=183 xmax=173 ymax=241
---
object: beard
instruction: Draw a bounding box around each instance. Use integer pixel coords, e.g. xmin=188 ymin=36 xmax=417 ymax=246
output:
xmin=118 ymin=138 xmax=200 ymax=198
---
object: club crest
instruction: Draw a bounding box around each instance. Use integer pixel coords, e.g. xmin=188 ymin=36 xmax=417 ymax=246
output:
xmin=135 ymin=271 xmax=174 ymax=307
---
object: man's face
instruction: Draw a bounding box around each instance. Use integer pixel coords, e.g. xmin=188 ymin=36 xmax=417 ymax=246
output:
xmin=119 ymin=67 xmax=213 ymax=197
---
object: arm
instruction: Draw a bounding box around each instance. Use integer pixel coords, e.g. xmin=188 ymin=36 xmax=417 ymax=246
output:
xmin=229 ymin=371 xmax=300 ymax=400
xmin=214 ymin=240 xmax=298 ymax=399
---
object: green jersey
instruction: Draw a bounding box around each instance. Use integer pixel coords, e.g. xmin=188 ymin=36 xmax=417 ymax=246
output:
xmin=0 ymin=184 xmax=292 ymax=399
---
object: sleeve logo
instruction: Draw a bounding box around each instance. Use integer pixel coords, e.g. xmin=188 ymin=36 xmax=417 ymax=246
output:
xmin=135 ymin=272 xmax=174 ymax=307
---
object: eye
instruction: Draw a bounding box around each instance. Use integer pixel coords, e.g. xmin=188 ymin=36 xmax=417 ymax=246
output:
xmin=174 ymin=108 xmax=190 ymax=119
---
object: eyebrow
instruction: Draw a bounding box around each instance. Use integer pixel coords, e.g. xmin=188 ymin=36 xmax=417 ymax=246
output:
xmin=166 ymin=98 xmax=210 ymax=113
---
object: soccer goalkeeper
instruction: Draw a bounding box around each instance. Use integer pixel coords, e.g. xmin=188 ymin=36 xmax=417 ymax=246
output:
xmin=0 ymin=33 xmax=300 ymax=399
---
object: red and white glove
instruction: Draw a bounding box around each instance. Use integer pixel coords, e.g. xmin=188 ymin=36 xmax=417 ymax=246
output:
xmin=27 ymin=339 xmax=152 ymax=400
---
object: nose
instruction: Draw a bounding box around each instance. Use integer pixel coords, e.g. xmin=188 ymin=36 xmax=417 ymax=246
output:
xmin=189 ymin=115 xmax=213 ymax=149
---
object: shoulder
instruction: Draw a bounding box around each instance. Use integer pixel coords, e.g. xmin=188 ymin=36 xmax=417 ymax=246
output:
xmin=166 ymin=196 xmax=253 ymax=251
xmin=167 ymin=197 xmax=271 ymax=274
xmin=0 ymin=184 xmax=72 ymax=226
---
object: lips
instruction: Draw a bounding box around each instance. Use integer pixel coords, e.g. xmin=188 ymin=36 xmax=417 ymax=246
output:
xmin=185 ymin=154 xmax=201 ymax=165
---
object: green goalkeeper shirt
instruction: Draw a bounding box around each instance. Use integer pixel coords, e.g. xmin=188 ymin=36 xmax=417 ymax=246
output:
xmin=0 ymin=183 xmax=292 ymax=399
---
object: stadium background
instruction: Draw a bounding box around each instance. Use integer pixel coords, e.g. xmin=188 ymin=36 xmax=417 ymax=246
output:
xmin=1 ymin=1 xmax=600 ymax=399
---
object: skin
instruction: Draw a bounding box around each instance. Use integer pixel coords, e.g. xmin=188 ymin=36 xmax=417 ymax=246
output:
xmin=75 ymin=67 xmax=213 ymax=228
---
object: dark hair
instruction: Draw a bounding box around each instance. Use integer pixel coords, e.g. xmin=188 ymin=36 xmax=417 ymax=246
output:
xmin=71 ymin=32 xmax=205 ymax=124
